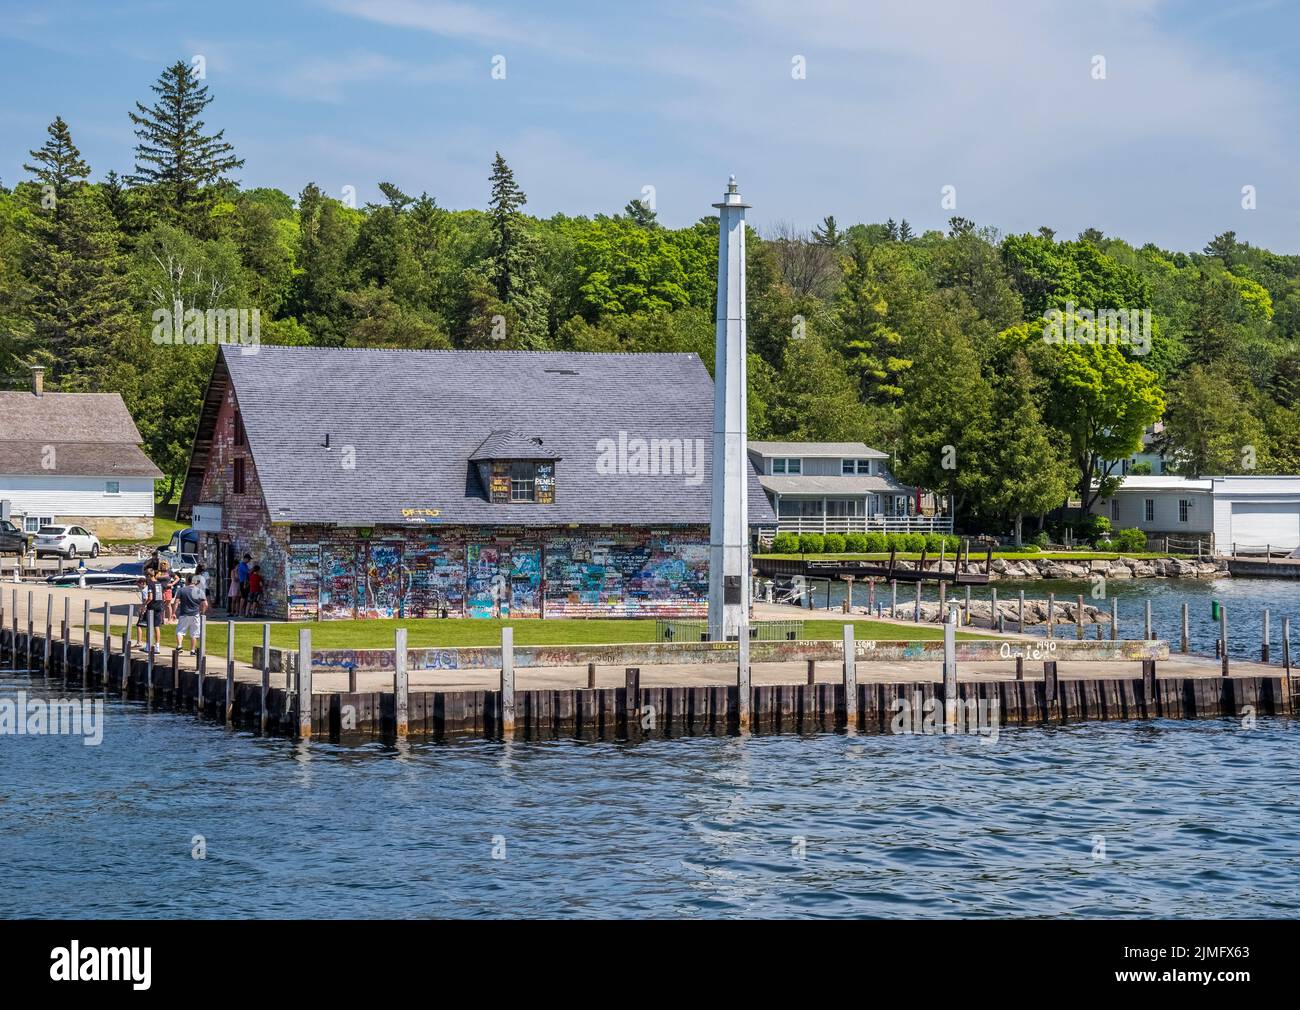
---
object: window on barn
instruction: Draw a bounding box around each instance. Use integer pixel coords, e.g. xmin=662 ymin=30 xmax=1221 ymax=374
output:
xmin=233 ymin=411 xmax=245 ymax=446
xmin=510 ymin=462 xmax=536 ymax=502
xmin=233 ymin=457 xmax=246 ymax=495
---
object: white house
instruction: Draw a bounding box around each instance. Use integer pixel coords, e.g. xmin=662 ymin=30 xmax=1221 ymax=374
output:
xmin=0 ymin=367 xmax=161 ymax=539
xmin=747 ymin=440 xmax=948 ymax=535
xmin=1091 ymin=474 xmax=1300 ymax=553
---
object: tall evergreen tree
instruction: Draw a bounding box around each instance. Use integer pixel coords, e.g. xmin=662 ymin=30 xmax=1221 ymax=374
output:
xmin=623 ymin=197 xmax=658 ymax=229
xmin=23 ymin=116 xmax=89 ymax=218
xmin=483 ymin=153 xmax=547 ymax=345
xmin=835 ymin=241 xmax=912 ymax=403
xmin=127 ymin=60 xmax=244 ymax=228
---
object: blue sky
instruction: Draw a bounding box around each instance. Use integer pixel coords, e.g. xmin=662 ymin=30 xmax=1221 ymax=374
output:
xmin=2 ymin=0 xmax=1298 ymax=251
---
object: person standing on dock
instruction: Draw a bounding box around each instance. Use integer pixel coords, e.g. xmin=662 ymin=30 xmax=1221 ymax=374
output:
xmin=174 ymin=575 xmax=208 ymax=656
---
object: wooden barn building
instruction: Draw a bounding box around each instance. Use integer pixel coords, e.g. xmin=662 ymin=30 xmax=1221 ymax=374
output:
xmin=179 ymin=345 xmax=773 ymax=619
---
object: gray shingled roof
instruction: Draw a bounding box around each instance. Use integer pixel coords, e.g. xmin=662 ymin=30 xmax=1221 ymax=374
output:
xmin=217 ymin=346 xmax=775 ymax=527
xmin=0 ymin=441 xmax=162 ymax=478
xmin=759 ymin=474 xmax=912 ymax=496
xmin=0 ymin=391 xmax=148 ymax=443
xmin=468 ymin=430 xmax=558 ymax=462
xmin=749 ymin=440 xmax=889 ymax=459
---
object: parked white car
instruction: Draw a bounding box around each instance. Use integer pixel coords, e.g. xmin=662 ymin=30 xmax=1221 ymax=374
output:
xmin=34 ymin=525 xmax=101 ymax=559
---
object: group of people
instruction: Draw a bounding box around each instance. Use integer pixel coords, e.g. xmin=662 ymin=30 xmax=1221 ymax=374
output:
xmin=133 ymin=554 xmax=210 ymax=654
xmin=131 ymin=549 xmax=263 ymax=654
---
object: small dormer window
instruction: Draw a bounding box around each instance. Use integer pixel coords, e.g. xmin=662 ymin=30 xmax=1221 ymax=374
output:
xmin=510 ymin=462 xmax=536 ymax=502
xmin=772 ymin=458 xmax=801 ymax=475
xmin=842 ymin=459 xmax=871 ymax=475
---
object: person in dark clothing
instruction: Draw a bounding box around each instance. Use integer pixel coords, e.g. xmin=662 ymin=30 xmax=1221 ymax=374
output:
xmin=174 ymin=574 xmax=208 ymax=655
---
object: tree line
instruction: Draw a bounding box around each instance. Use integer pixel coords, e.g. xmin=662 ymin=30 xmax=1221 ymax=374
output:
xmin=3 ymin=61 xmax=1298 ymax=536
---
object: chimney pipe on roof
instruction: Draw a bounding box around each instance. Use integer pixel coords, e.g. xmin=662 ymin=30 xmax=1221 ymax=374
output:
xmin=30 ymin=366 xmax=44 ymax=397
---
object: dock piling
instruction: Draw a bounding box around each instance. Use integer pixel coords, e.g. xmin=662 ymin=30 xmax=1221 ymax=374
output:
xmin=1047 ymin=592 xmax=1055 ymax=639
xmin=259 ymin=625 xmax=270 ymax=736
xmin=26 ymin=590 xmax=33 ymax=671
xmin=500 ymin=627 xmax=515 ymax=738
xmin=145 ymin=609 xmax=154 ymax=707
xmin=44 ymin=594 xmax=52 ymax=672
xmin=1220 ymin=604 xmax=1229 ymax=677
xmin=586 ymin=661 xmax=596 ymax=689
xmin=806 ymin=658 xmax=816 ymax=685
xmin=1261 ymin=608 xmax=1270 ymax=664
xmin=942 ymin=610 xmax=957 ymax=733
xmin=225 ymin=620 xmax=235 ymax=725
xmin=394 ymin=627 xmax=409 ymax=738
xmin=1145 ymin=600 xmax=1153 ymax=641
xmin=890 ymin=579 xmax=897 ymax=620
xmin=81 ymin=600 xmax=90 ymax=690
xmin=626 ymin=667 xmax=641 ymax=739
xmin=1283 ymin=617 xmax=1291 ymax=680
xmin=61 ymin=596 xmax=69 ymax=672
xmin=196 ymin=616 xmax=206 ymax=714
xmin=101 ymin=603 xmax=109 ymax=688
xmin=297 ymin=628 xmax=312 ymax=739
xmin=914 ymin=581 xmax=921 ymax=623
xmin=1111 ymin=598 xmax=1118 ymax=641
xmin=842 ymin=623 xmax=857 ymax=733
xmin=1181 ymin=602 xmax=1189 ymax=653
xmin=738 ymin=631 xmax=751 ymax=731
xmin=1018 ymin=590 xmax=1025 ymax=633
xmin=964 ymin=585 xmax=972 ymax=626
xmin=123 ymin=604 xmax=134 ymax=690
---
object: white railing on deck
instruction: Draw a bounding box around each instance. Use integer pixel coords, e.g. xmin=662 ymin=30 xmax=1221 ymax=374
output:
xmin=772 ymin=515 xmax=954 ymax=535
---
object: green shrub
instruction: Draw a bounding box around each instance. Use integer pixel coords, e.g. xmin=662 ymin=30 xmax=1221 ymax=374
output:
xmin=1077 ymin=514 xmax=1111 ymax=543
xmin=1033 ymin=531 xmax=1050 ymax=549
xmin=1115 ymin=528 xmax=1147 ymax=552
xmin=822 ymin=533 xmax=846 ymax=553
xmin=799 ymin=532 xmax=825 ymax=554
xmin=863 ymin=532 xmax=887 ymax=553
xmin=843 ymin=532 xmax=867 ymax=553
xmin=924 ymin=533 xmax=945 ymax=552
xmin=944 ymin=534 xmax=961 ymax=552
xmin=771 ymin=532 xmax=799 ymax=554
xmin=1095 ymin=538 xmax=1115 ymax=552
xmin=902 ymin=533 xmax=926 ymax=552
xmin=885 ymin=533 xmax=907 ymax=554
xmin=1016 ymin=543 xmax=1040 ymax=553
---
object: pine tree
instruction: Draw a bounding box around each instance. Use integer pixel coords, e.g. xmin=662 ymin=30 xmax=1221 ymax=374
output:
xmin=811 ymin=215 xmax=841 ymax=248
xmin=128 ymin=60 xmax=244 ymax=228
xmin=483 ymin=153 xmax=547 ymax=345
xmin=835 ymin=241 xmax=912 ymax=403
xmin=23 ymin=116 xmax=89 ymax=218
xmin=623 ymin=197 xmax=658 ymax=228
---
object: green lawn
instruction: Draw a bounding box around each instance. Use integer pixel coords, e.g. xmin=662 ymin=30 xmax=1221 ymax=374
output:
xmin=103 ymin=503 xmax=185 ymax=548
xmin=86 ymin=615 xmax=986 ymax=662
xmin=758 ymin=551 xmax=1187 ymax=562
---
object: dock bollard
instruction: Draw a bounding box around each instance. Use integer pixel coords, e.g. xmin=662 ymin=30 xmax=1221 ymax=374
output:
xmin=806 ymin=658 xmax=816 ymax=685
xmin=1220 ymin=604 xmax=1229 ymax=677
xmin=842 ymin=623 xmax=857 ymax=734
xmin=259 ymin=624 xmax=270 ymax=736
xmin=738 ymin=629 xmax=751 ymax=732
xmin=297 ymin=627 xmax=312 ymax=739
xmin=394 ymin=627 xmax=409 ymax=739
xmin=500 ymin=626 xmax=514 ymax=739
xmin=225 ymin=619 xmax=235 ymax=725
xmin=586 ymin=661 xmax=596 ymax=689
xmin=942 ymin=608 xmax=958 ymax=733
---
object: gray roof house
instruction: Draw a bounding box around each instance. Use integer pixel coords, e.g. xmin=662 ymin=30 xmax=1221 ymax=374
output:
xmin=179 ymin=346 xmax=773 ymax=621
xmin=0 ymin=367 xmax=161 ymax=539
xmin=747 ymin=440 xmax=950 ymax=536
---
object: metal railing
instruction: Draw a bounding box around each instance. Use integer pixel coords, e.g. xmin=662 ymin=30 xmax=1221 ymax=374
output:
xmin=772 ymin=514 xmax=954 ymax=535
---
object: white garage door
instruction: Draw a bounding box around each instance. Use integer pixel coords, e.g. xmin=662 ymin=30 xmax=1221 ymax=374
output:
xmin=1230 ymin=502 xmax=1300 ymax=550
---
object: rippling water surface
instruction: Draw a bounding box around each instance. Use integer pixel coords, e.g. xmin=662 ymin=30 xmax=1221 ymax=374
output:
xmin=2 ymin=674 xmax=1298 ymax=919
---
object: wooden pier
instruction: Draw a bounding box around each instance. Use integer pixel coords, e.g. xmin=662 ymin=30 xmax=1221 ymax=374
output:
xmin=2 ymin=619 xmax=1292 ymax=744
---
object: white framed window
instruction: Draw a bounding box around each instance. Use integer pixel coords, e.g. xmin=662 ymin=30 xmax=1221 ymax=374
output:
xmin=1178 ymin=499 xmax=1190 ymax=523
xmin=841 ymin=459 xmax=871 ymax=475
xmin=510 ymin=462 xmax=536 ymax=502
xmin=1144 ymin=499 xmax=1155 ymax=523
xmin=105 ymin=480 xmax=120 ymax=495
xmin=772 ymin=458 xmax=802 ymax=475
xmin=24 ymin=515 xmax=54 ymax=533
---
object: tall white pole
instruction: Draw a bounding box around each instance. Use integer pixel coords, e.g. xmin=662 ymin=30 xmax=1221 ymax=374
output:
xmin=709 ymin=176 xmax=750 ymax=642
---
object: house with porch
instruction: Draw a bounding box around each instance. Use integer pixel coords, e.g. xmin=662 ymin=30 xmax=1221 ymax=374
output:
xmin=747 ymin=441 xmax=948 ymax=536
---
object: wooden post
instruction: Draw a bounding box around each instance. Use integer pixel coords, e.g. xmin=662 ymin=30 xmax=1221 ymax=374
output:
xmin=963 ymin=585 xmax=972 ymax=626
xmin=26 ymin=589 xmax=33 ymax=672
xmin=942 ymin=609 xmax=957 ymax=733
xmin=1261 ymin=608 xmax=1270 ymax=664
xmin=1181 ymin=602 xmax=1189 ymax=654
xmin=806 ymin=658 xmax=816 ymax=685
xmin=259 ymin=624 xmax=270 ymax=736
xmin=145 ymin=608 xmax=154 ymax=706
xmin=842 ymin=623 xmax=857 ymax=733
xmin=1015 ymin=655 xmax=1024 ymax=681
xmin=586 ymin=661 xmax=596 ymax=689
xmin=196 ymin=615 xmax=207 ymax=714
xmin=347 ymin=663 xmax=357 ymax=692
xmin=990 ymin=587 xmax=998 ymax=631
xmin=1283 ymin=617 xmax=1291 ymax=680
xmin=81 ymin=599 xmax=90 ymax=690
xmin=1220 ymin=604 xmax=1229 ymax=678
xmin=394 ymin=627 xmax=409 ymax=738
xmin=43 ymin=593 xmax=52 ymax=673
xmin=171 ymin=648 xmax=179 ymax=696
xmin=123 ymin=604 xmax=133 ymax=692
xmin=738 ymin=630 xmax=751 ymax=731
xmin=914 ymin=580 xmax=922 ymax=622
xmin=1141 ymin=658 xmax=1156 ymax=699
xmin=61 ymin=595 xmax=69 ymax=672
xmin=845 ymin=576 xmax=854 ymax=614
xmin=1044 ymin=660 xmax=1058 ymax=712
xmin=1018 ymin=589 xmax=1025 ymax=633
xmin=500 ymin=626 xmax=515 ymax=738
xmin=297 ymin=627 xmax=312 ymax=739
xmin=101 ymin=603 xmax=109 ymax=688
xmin=224 ymin=619 xmax=235 ymax=725
xmin=938 ymin=580 xmax=946 ymax=614
xmin=1046 ymin=592 xmax=1054 ymax=639
xmin=890 ymin=579 xmax=897 ymax=619
xmin=1144 ymin=600 xmax=1153 ymax=641
xmin=1111 ymin=598 xmax=1118 ymax=641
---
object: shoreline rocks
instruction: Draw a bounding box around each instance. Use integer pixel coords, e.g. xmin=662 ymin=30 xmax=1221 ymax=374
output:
xmin=877 ymin=556 xmax=1227 ymax=581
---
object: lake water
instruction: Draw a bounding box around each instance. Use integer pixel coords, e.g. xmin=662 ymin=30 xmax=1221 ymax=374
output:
xmin=792 ymin=575 xmax=1300 ymax=660
xmin=1 ymin=671 xmax=1297 ymax=919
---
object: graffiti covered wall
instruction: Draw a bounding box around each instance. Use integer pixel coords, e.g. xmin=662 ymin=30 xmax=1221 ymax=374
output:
xmin=285 ymin=524 xmax=709 ymax=620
